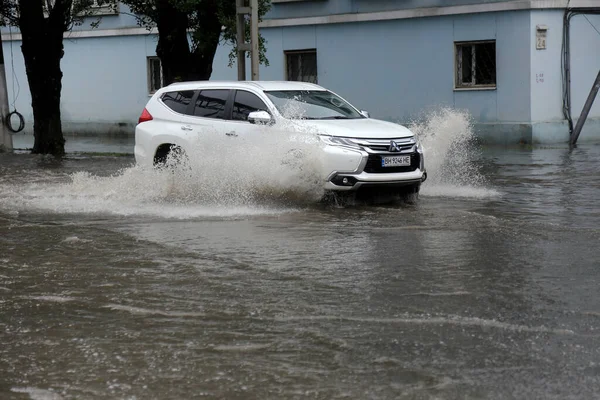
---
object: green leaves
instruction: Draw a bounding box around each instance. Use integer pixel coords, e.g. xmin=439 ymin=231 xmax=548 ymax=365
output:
xmin=121 ymin=0 xmax=272 ymax=71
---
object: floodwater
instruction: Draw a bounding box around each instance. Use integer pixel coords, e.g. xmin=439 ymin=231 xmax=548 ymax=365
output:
xmin=1 ymin=112 xmax=600 ymax=399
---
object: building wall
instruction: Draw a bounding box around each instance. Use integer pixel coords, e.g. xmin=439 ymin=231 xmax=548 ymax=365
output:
xmin=1 ymin=33 xmax=238 ymax=136
xmin=530 ymin=10 xmax=564 ymax=123
xmin=0 ymin=9 xmax=535 ymax=141
xmin=72 ymin=3 xmax=140 ymax=31
xmin=528 ymin=10 xmax=600 ymax=143
xmin=569 ymin=13 xmax=600 ymax=119
xmin=258 ymin=11 xmax=531 ymax=127
xmin=1 ymin=2 xmax=598 ymax=143
xmin=266 ymin=0 xmax=517 ymax=20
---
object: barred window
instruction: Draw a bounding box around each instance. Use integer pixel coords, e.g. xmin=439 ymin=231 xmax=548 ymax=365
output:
xmin=285 ymin=50 xmax=318 ymax=84
xmin=455 ymin=41 xmax=496 ymax=89
xmin=148 ymin=57 xmax=163 ymax=94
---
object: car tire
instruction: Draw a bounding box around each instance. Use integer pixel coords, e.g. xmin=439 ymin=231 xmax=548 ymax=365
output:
xmin=154 ymin=144 xmax=190 ymax=170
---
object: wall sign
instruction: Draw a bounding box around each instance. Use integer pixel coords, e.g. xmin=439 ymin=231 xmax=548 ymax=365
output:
xmin=536 ymin=25 xmax=548 ymax=50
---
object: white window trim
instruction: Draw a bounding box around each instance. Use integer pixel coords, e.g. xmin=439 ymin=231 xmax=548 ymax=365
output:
xmin=147 ymin=56 xmax=163 ymax=96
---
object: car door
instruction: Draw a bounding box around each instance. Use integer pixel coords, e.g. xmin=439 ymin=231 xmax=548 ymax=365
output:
xmin=155 ymin=89 xmax=199 ymax=151
xmin=219 ymin=89 xmax=275 ymax=144
xmin=185 ymin=88 xmax=234 ymax=150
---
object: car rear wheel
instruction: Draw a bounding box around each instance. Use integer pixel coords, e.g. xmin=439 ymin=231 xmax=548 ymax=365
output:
xmin=154 ymin=144 xmax=189 ymax=170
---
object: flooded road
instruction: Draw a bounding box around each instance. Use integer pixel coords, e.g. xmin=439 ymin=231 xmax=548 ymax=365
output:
xmin=1 ymin=129 xmax=600 ymax=399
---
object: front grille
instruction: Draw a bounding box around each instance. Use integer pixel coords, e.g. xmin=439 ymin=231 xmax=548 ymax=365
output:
xmin=361 ymin=143 xmax=415 ymax=152
xmin=350 ymin=138 xmax=416 ymax=153
xmin=364 ymin=152 xmax=420 ymax=173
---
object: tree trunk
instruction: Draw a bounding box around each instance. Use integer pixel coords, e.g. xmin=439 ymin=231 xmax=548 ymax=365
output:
xmin=187 ymin=0 xmax=222 ymax=81
xmin=19 ymin=0 xmax=67 ymax=156
xmin=155 ymin=0 xmax=191 ymax=85
xmin=155 ymin=0 xmax=223 ymax=84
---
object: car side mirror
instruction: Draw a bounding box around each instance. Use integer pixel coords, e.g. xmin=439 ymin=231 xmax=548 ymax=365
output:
xmin=360 ymin=110 xmax=370 ymax=118
xmin=248 ymin=110 xmax=273 ymax=125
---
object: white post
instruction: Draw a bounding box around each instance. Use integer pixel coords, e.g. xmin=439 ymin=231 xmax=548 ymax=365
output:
xmin=0 ymin=33 xmax=13 ymax=153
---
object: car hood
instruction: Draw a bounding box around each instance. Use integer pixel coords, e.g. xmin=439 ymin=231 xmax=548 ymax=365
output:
xmin=288 ymin=118 xmax=414 ymax=139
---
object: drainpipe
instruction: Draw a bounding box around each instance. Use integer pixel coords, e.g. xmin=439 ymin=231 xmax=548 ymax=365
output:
xmin=0 ymin=32 xmax=13 ymax=153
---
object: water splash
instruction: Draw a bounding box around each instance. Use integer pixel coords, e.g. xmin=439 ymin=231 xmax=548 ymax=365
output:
xmin=409 ymin=107 xmax=499 ymax=199
xmin=0 ymin=108 xmax=499 ymax=218
xmin=0 ymin=126 xmax=328 ymax=218
xmin=156 ymin=127 xmax=326 ymax=206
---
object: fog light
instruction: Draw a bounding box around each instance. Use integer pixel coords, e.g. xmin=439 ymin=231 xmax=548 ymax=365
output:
xmin=331 ymin=175 xmax=357 ymax=186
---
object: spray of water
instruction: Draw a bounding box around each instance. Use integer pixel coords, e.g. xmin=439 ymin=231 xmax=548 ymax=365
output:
xmin=0 ymin=108 xmax=498 ymax=218
xmin=150 ymin=128 xmax=327 ymax=206
xmin=409 ymin=107 xmax=499 ymax=199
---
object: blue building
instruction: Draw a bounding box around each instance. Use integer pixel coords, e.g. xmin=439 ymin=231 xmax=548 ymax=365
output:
xmin=1 ymin=0 xmax=600 ymax=144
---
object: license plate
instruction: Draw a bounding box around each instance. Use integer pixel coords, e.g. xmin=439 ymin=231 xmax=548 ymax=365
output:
xmin=381 ymin=155 xmax=411 ymax=167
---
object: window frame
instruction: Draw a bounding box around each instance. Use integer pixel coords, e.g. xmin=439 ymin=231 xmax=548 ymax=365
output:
xmin=159 ymin=90 xmax=197 ymax=115
xmin=284 ymin=49 xmax=318 ymax=84
xmin=230 ymin=89 xmax=272 ymax=123
xmin=147 ymin=56 xmax=163 ymax=96
xmin=186 ymin=89 xmax=234 ymax=120
xmin=87 ymin=0 xmax=118 ymax=15
xmin=157 ymin=87 xmax=278 ymax=122
xmin=454 ymin=40 xmax=497 ymax=91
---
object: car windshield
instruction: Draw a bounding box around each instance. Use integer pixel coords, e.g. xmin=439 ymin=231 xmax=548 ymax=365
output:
xmin=264 ymin=90 xmax=365 ymax=120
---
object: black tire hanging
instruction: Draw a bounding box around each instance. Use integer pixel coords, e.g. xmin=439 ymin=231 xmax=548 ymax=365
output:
xmin=6 ymin=110 xmax=25 ymax=133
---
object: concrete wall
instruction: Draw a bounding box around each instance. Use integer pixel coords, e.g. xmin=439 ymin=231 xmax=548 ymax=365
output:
xmin=569 ymin=13 xmax=600 ymax=119
xmin=266 ymin=0 xmax=512 ymax=19
xmin=2 ymin=2 xmax=598 ymax=144
xmin=1 ymin=34 xmax=238 ymax=135
xmin=258 ymin=11 xmax=531 ymax=129
xmin=0 ymin=9 xmax=536 ymax=142
xmin=528 ymin=10 xmax=600 ymax=143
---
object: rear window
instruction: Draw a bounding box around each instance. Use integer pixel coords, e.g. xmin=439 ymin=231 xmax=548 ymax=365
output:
xmin=193 ymin=89 xmax=230 ymax=119
xmin=161 ymin=90 xmax=195 ymax=114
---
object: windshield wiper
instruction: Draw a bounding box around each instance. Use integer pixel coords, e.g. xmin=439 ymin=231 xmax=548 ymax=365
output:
xmin=318 ymin=116 xmax=353 ymax=120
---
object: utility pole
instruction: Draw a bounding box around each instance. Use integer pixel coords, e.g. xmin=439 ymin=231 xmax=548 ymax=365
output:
xmin=0 ymin=32 xmax=13 ymax=153
xmin=250 ymin=0 xmax=259 ymax=81
xmin=235 ymin=0 xmax=260 ymax=81
xmin=570 ymin=69 xmax=600 ymax=146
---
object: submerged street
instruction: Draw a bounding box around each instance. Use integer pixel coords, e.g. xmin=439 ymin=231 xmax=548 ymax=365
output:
xmin=1 ymin=131 xmax=600 ymax=399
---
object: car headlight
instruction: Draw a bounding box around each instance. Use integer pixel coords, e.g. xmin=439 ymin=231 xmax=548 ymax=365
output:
xmin=320 ymin=136 xmax=362 ymax=149
xmin=415 ymin=138 xmax=424 ymax=153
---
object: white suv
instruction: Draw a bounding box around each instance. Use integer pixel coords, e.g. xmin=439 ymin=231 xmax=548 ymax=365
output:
xmin=134 ymin=81 xmax=426 ymax=199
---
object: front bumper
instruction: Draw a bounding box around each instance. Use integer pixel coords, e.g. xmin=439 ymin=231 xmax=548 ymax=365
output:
xmin=322 ymin=143 xmax=426 ymax=192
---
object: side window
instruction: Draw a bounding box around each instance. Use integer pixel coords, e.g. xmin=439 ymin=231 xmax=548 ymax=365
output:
xmin=161 ymin=90 xmax=195 ymax=114
xmin=193 ymin=90 xmax=230 ymax=119
xmin=232 ymin=90 xmax=269 ymax=121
